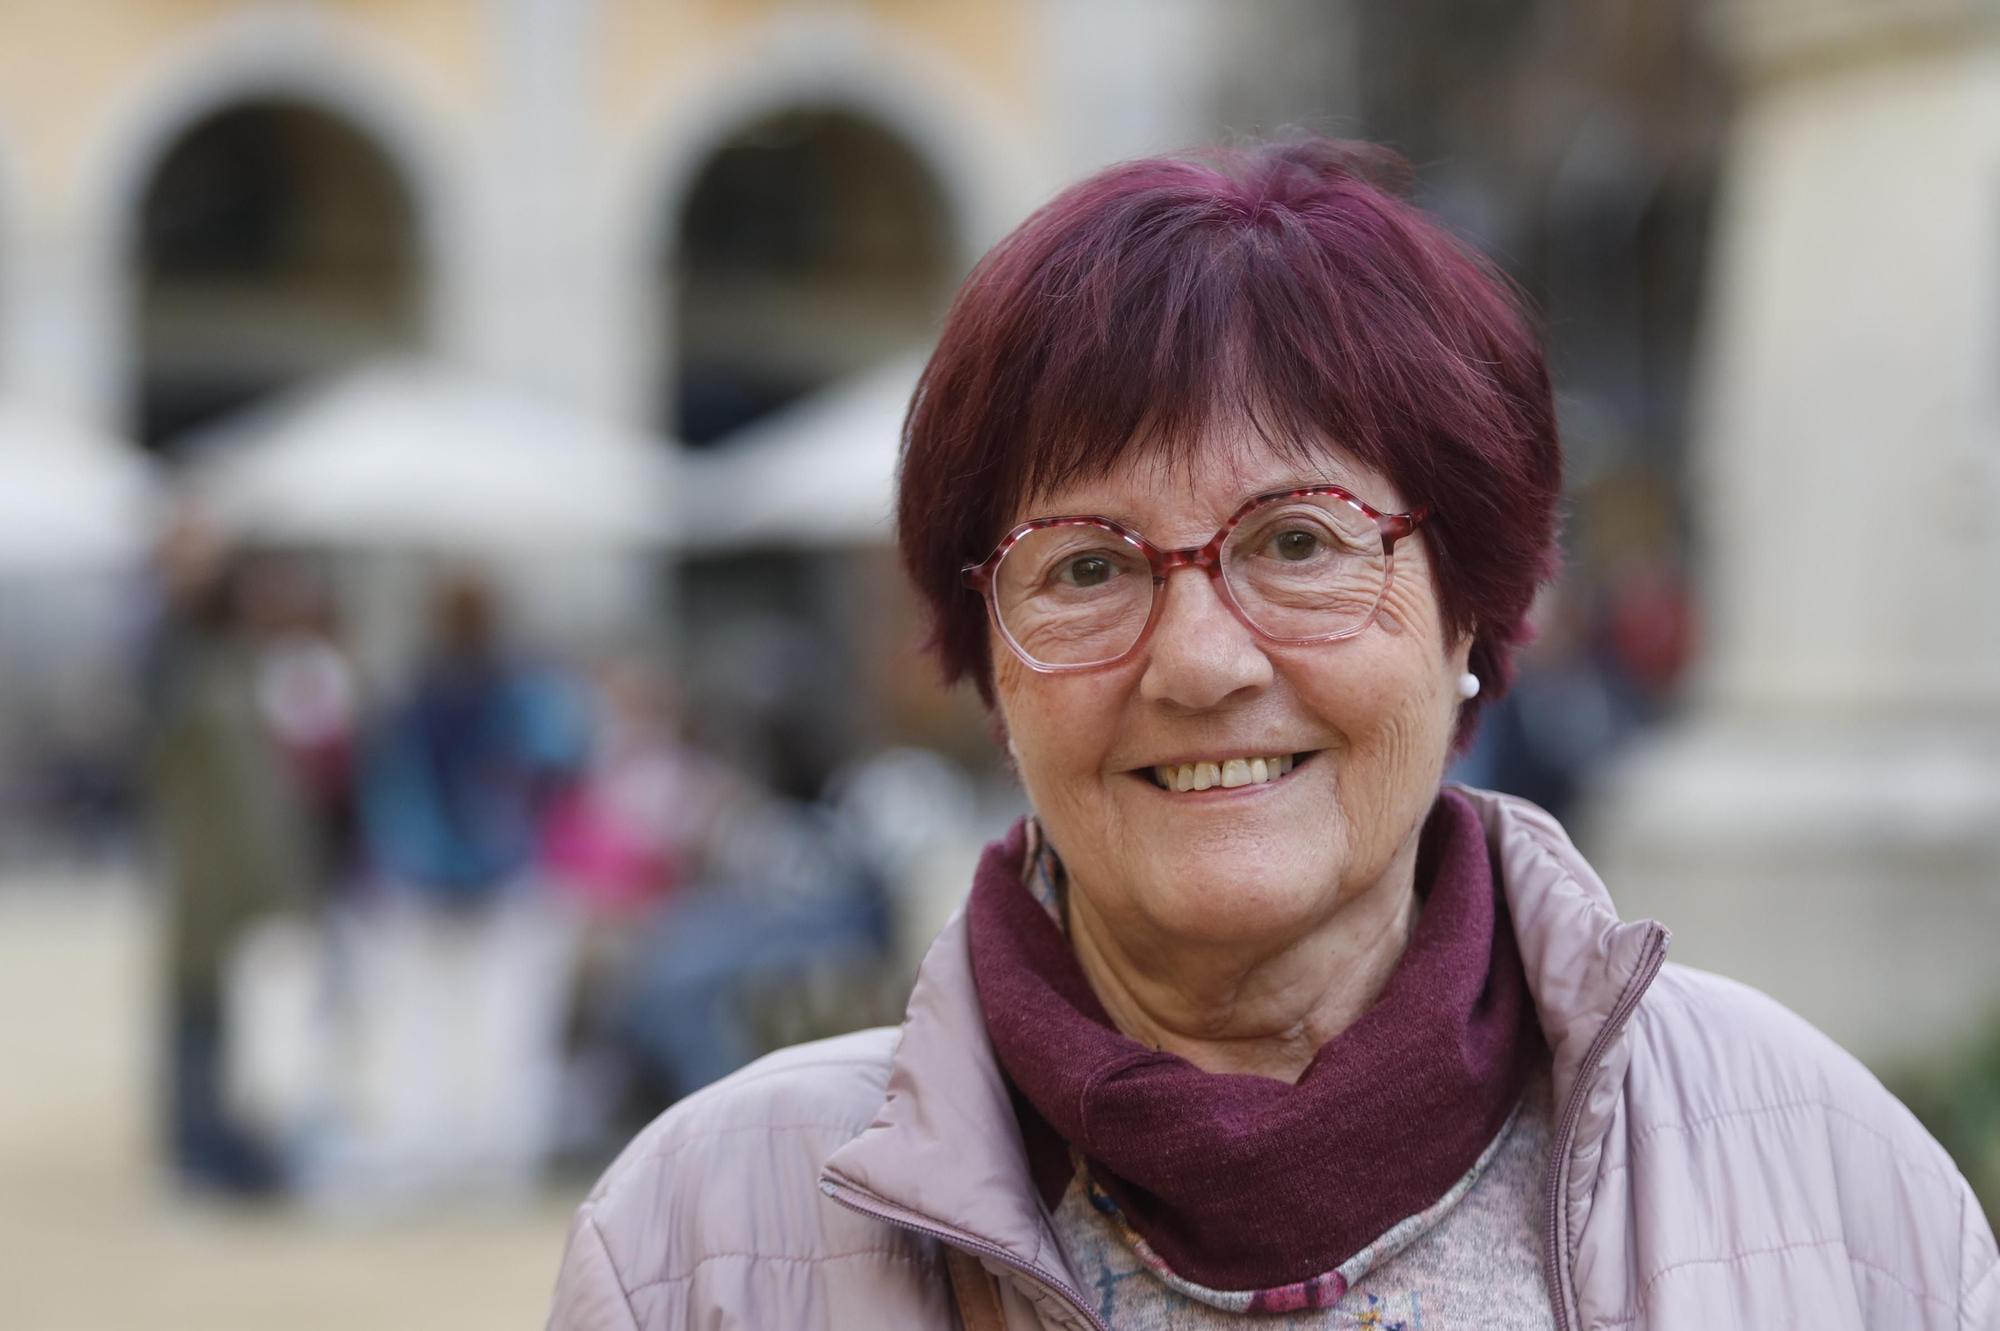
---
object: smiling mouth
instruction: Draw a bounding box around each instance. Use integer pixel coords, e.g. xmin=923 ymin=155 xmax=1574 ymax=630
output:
xmin=1143 ymin=751 xmax=1317 ymax=793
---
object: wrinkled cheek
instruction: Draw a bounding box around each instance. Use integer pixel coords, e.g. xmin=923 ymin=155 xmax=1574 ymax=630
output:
xmin=1346 ymin=692 xmax=1450 ymax=837
xmin=996 ymin=651 xmax=1131 ymax=765
xmin=989 ymin=653 xmax=1042 ymax=771
xmin=991 ymin=691 xmax=1095 ymax=814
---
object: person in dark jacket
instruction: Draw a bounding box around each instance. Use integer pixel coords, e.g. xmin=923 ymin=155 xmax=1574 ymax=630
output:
xmin=145 ymin=534 xmax=313 ymax=1195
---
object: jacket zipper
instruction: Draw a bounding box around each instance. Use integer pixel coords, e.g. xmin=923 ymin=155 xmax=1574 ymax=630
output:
xmin=821 ymin=1177 xmax=1112 ymax=1331
xmin=1540 ymin=924 xmax=1669 ymax=1331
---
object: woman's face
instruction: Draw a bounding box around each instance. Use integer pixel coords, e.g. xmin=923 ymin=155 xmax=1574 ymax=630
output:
xmin=991 ymin=422 xmax=1471 ymax=958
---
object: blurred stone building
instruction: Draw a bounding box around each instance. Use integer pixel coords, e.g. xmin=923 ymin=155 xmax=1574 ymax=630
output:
xmin=0 ymin=0 xmax=1267 ymax=788
xmin=1589 ymin=0 xmax=2000 ymax=1070
xmin=0 ymin=0 xmax=1284 ymax=442
xmin=13 ymin=2 xmax=1987 ymax=1073
xmin=0 ymin=0 xmax=1724 ymax=703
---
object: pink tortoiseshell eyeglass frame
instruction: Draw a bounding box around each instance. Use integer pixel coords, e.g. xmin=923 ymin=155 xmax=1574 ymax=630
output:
xmin=960 ymin=484 xmax=1430 ymax=673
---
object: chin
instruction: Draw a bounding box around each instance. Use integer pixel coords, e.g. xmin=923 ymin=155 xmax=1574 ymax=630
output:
xmin=1139 ymin=848 xmax=1343 ymax=946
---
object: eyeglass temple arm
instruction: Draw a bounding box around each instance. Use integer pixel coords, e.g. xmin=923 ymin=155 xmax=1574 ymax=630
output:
xmin=1377 ymin=505 xmax=1429 ymax=550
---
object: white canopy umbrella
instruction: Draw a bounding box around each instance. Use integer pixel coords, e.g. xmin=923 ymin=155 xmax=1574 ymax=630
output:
xmin=679 ymin=353 xmax=922 ymax=550
xmin=0 ymin=399 xmax=159 ymax=576
xmin=184 ymin=360 xmax=679 ymax=550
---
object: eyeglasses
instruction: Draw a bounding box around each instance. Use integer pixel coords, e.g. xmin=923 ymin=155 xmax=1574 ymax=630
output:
xmin=962 ymin=486 xmax=1429 ymax=673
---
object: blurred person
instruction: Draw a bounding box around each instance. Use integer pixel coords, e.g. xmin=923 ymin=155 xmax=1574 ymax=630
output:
xmin=684 ymin=610 xmax=852 ymax=801
xmin=539 ymin=655 xmax=734 ymax=1156
xmin=825 ymin=746 xmax=980 ymax=882
xmin=549 ymin=141 xmax=1997 ymax=1329
xmin=1577 ymin=467 xmax=1697 ymax=719
xmin=357 ymin=573 xmax=585 ymax=904
xmin=323 ymin=572 xmax=589 ymax=1201
xmin=143 ymin=525 xmax=314 ymax=1196
xmin=1449 ymin=585 xmax=1621 ymax=824
xmin=246 ymin=557 xmax=362 ymax=887
xmin=605 ymin=768 xmax=893 ymax=1110
xmin=824 ymin=744 xmax=983 ymax=963
xmin=543 ymin=657 xmax=714 ymax=916
xmin=1598 ymin=554 xmax=1694 ymax=717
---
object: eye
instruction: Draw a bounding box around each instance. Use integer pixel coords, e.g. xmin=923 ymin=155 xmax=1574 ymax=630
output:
xmin=1271 ymin=529 xmax=1320 ymax=561
xmin=1059 ymin=554 xmax=1117 ymax=587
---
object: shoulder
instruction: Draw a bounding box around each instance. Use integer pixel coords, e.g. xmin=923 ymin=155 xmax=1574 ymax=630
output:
xmin=1606 ymin=964 xmax=1996 ymax=1323
xmin=590 ymin=1025 xmax=901 ymax=1195
xmin=1622 ymin=962 xmax=1962 ymax=1190
xmin=1627 ymin=962 xmax=1945 ymax=1164
xmin=550 ymin=1027 xmax=920 ymax=1330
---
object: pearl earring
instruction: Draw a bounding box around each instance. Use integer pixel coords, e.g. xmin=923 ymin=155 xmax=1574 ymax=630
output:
xmin=1456 ymin=672 xmax=1481 ymax=700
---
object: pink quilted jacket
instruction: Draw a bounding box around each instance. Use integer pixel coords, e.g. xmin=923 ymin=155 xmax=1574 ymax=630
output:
xmin=548 ymin=787 xmax=2000 ymax=1329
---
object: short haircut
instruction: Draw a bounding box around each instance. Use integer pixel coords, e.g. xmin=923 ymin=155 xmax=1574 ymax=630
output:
xmin=895 ymin=138 xmax=1561 ymax=747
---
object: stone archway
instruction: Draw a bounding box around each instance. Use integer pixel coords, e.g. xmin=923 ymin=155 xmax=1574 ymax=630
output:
xmin=665 ymin=106 xmax=955 ymax=448
xmin=133 ymin=98 xmax=422 ymax=453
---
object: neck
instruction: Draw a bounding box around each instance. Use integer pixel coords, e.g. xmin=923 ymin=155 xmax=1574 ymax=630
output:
xmin=1063 ymin=838 xmax=1422 ymax=1083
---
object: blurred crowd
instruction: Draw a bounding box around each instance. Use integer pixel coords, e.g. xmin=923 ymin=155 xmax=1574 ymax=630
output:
xmin=0 ymin=434 xmax=1701 ymax=1218
xmin=0 ymin=444 xmax=1691 ymax=1215
xmin=137 ymin=518 xmax=967 ymax=1207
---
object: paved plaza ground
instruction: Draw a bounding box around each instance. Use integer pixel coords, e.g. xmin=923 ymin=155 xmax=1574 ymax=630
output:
xmin=0 ymin=878 xmax=577 ymax=1331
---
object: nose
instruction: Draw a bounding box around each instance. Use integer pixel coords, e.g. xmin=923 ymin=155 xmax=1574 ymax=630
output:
xmin=1137 ymin=566 xmax=1273 ymax=710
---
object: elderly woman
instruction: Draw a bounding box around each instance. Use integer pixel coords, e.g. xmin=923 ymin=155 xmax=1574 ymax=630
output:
xmin=550 ymin=141 xmax=1997 ymax=1330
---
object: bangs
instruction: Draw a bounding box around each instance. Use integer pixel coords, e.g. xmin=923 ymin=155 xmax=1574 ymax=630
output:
xmin=1006 ymin=256 xmax=1334 ymax=511
xmin=938 ymin=149 xmax=1529 ymax=529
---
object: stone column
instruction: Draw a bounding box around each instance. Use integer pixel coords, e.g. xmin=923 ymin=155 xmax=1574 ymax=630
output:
xmin=1 ymin=201 xmax=123 ymax=433
xmin=456 ymin=0 xmax=621 ymax=413
xmin=1584 ymin=0 xmax=2000 ymax=1065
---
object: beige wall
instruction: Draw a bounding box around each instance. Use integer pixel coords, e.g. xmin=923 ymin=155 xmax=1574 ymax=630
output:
xmin=601 ymin=0 xmax=1037 ymax=141
xmin=0 ymin=0 xmax=1061 ymax=425
xmin=0 ymin=1 xmax=237 ymax=208
xmin=0 ymin=0 xmax=485 ymax=228
xmin=0 ymin=0 xmax=1044 ymax=226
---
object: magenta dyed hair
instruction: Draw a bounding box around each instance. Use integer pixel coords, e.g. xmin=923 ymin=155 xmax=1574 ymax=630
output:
xmin=895 ymin=139 xmax=1561 ymax=747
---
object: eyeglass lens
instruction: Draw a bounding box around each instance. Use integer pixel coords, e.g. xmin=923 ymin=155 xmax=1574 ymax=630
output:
xmin=992 ymin=494 xmax=1389 ymax=667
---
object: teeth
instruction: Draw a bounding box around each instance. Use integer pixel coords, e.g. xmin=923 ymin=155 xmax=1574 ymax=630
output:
xmin=1151 ymin=754 xmax=1299 ymax=792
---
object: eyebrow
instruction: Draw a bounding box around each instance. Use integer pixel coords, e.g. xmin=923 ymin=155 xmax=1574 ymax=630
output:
xmin=1027 ymin=476 xmax=1355 ymax=527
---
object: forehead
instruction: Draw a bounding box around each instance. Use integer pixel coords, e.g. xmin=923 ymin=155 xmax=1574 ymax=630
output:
xmin=1015 ymin=423 xmax=1404 ymax=529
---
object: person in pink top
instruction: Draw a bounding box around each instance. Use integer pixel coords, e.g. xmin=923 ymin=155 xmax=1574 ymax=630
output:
xmin=549 ymin=139 xmax=1999 ymax=1330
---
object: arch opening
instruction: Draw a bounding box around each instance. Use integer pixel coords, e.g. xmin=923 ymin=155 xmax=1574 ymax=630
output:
xmin=135 ymin=98 xmax=422 ymax=453
xmin=667 ymin=106 xmax=954 ymax=447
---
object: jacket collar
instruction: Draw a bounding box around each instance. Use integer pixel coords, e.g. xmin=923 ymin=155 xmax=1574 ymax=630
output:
xmin=819 ymin=786 xmax=1668 ymax=1279
xmin=1460 ymin=788 xmax=1668 ymax=1116
xmin=819 ymin=820 xmax=1073 ymax=1281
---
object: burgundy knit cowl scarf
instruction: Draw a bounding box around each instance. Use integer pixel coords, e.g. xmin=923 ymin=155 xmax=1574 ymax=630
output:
xmin=968 ymin=787 xmax=1543 ymax=1298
